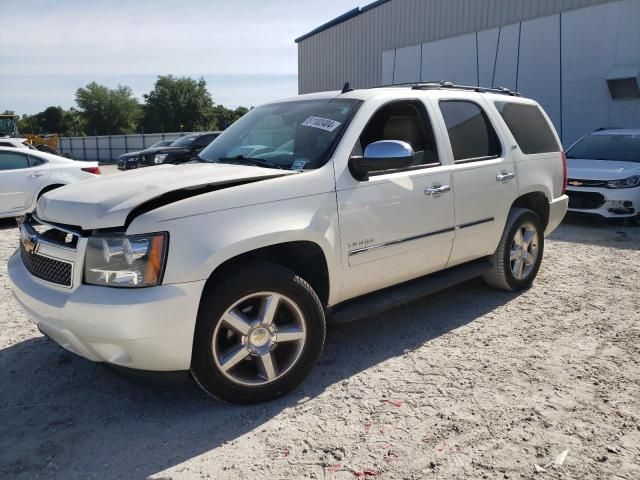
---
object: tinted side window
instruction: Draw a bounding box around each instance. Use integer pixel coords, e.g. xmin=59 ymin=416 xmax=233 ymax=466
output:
xmin=439 ymin=101 xmax=501 ymax=162
xmin=354 ymin=100 xmax=439 ymax=173
xmin=195 ymin=134 xmax=217 ymax=147
xmin=0 ymin=152 xmax=30 ymax=170
xmin=0 ymin=142 xmax=15 ymax=147
xmin=28 ymin=155 xmax=47 ymax=167
xmin=494 ymin=102 xmax=559 ymax=154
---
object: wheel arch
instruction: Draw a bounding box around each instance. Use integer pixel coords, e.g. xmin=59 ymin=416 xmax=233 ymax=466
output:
xmin=37 ymin=183 xmax=66 ymax=200
xmin=201 ymin=240 xmax=331 ymax=309
xmin=511 ymin=191 xmax=550 ymax=230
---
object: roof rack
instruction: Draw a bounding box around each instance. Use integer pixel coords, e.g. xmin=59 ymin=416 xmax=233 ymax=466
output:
xmin=410 ymin=81 xmax=522 ymax=96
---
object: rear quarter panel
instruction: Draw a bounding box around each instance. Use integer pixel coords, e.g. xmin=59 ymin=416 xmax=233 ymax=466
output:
xmin=485 ymin=98 xmax=564 ymax=201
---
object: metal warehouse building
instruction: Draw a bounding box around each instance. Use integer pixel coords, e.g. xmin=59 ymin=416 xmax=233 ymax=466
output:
xmin=296 ymin=0 xmax=640 ymax=144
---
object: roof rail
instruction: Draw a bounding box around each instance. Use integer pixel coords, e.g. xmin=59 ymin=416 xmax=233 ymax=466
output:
xmin=410 ymin=81 xmax=522 ymax=96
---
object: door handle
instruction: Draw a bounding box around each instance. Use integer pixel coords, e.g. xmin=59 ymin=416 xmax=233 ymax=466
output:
xmin=425 ymin=185 xmax=451 ymax=196
xmin=496 ymin=172 xmax=516 ymax=182
xmin=29 ymin=172 xmax=45 ymax=178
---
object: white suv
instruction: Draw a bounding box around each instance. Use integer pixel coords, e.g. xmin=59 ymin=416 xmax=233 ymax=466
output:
xmin=8 ymin=83 xmax=568 ymax=403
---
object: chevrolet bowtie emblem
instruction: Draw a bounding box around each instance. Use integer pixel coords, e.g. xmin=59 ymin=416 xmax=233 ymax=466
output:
xmin=568 ymin=180 xmax=583 ymax=187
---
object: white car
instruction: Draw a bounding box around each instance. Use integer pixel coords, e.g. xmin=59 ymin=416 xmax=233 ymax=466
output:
xmin=566 ymin=128 xmax=640 ymax=225
xmin=0 ymin=137 xmax=35 ymax=149
xmin=0 ymin=147 xmax=100 ymax=219
xmin=8 ymin=83 xmax=568 ymax=403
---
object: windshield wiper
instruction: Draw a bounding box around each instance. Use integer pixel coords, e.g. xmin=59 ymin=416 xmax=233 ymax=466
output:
xmin=217 ymin=156 xmax=283 ymax=170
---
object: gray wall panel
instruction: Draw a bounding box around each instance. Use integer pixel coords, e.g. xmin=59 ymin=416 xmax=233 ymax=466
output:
xmin=298 ymin=0 xmax=616 ymax=93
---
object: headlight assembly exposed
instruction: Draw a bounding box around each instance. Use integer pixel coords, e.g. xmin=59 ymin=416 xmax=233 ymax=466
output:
xmin=154 ymin=154 xmax=168 ymax=164
xmin=606 ymin=175 xmax=640 ymax=189
xmin=84 ymin=233 xmax=168 ymax=287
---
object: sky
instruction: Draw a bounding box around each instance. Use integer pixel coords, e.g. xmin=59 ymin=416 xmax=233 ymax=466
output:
xmin=0 ymin=0 xmax=357 ymax=115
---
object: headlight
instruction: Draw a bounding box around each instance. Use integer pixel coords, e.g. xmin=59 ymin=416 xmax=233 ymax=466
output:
xmin=606 ymin=175 xmax=640 ymax=189
xmin=84 ymin=233 xmax=168 ymax=287
xmin=154 ymin=154 xmax=168 ymax=164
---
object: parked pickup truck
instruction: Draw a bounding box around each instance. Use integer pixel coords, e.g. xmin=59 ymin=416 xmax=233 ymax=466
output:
xmin=8 ymin=83 xmax=568 ymax=404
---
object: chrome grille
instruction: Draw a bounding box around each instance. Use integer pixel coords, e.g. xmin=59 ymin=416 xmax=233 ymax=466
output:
xmin=20 ymin=242 xmax=73 ymax=287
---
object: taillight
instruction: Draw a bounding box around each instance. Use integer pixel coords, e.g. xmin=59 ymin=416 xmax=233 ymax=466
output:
xmin=561 ymin=151 xmax=568 ymax=195
xmin=82 ymin=166 xmax=101 ymax=175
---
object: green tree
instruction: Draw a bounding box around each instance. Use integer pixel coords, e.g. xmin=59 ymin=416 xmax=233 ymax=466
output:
xmin=75 ymin=82 xmax=141 ymax=135
xmin=40 ymin=106 xmax=65 ymax=133
xmin=142 ymin=75 xmax=216 ymax=132
xmin=212 ymin=105 xmax=250 ymax=131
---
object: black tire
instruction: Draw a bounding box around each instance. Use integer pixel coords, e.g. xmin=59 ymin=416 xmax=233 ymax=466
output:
xmin=483 ymin=208 xmax=545 ymax=291
xmin=191 ymin=263 xmax=326 ymax=404
xmin=625 ymin=214 xmax=640 ymax=227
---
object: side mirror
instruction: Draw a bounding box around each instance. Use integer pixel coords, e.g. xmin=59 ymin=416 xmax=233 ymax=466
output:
xmin=349 ymin=140 xmax=414 ymax=181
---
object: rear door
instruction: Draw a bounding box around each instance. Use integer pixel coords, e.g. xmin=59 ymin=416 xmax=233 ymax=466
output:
xmin=0 ymin=151 xmax=50 ymax=215
xmin=432 ymin=97 xmax=519 ymax=266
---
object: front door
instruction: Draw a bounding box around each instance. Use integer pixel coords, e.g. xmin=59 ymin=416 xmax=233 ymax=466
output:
xmin=335 ymin=99 xmax=455 ymax=301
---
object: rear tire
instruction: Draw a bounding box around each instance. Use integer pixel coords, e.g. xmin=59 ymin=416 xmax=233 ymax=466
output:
xmin=191 ymin=263 xmax=326 ymax=404
xmin=483 ymin=208 xmax=544 ymax=291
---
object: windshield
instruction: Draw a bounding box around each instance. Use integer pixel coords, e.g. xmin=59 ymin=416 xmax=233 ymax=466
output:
xmin=199 ymin=98 xmax=362 ymax=170
xmin=0 ymin=117 xmax=17 ymax=135
xmin=567 ymin=133 xmax=640 ymax=162
xmin=149 ymin=140 xmax=173 ymax=149
xmin=171 ymin=135 xmax=198 ymax=148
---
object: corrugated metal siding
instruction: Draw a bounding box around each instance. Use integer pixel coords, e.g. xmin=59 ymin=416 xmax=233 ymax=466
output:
xmin=297 ymin=0 xmax=617 ymax=93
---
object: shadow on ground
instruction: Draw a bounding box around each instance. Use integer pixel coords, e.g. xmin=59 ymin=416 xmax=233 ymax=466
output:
xmin=0 ymin=278 xmax=516 ymax=480
xmin=0 ymin=218 xmax=17 ymax=231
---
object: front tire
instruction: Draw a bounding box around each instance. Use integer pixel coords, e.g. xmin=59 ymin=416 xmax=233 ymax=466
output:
xmin=191 ymin=263 xmax=326 ymax=404
xmin=483 ymin=208 xmax=544 ymax=291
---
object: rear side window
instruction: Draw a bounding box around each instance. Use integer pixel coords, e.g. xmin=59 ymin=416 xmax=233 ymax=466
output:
xmin=28 ymin=155 xmax=46 ymax=167
xmin=439 ymin=101 xmax=501 ymax=162
xmin=0 ymin=151 xmax=30 ymax=170
xmin=494 ymin=102 xmax=559 ymax=154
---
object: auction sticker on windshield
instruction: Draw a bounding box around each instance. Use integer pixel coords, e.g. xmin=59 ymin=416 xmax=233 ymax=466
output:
xmin=301 ymin=116 xmax=342 ymax=132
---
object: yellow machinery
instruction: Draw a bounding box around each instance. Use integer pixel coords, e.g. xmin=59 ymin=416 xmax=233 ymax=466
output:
xmin=25 ymin=133 xmax=59 ymax=154
xmin=0 ymin=113 xmax=60 ymax=154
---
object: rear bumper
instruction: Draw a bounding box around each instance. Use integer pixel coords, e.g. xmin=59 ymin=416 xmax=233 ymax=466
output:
xmin=545 ymin=194 xmax=568 ymax=236
xmin=8 ymin=250 xmax=206 ymax=371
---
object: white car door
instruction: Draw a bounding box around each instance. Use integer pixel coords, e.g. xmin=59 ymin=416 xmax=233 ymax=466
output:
xmin=0 ymin=150 xmax=50 ymax=216
xmin=432 ymin=96 xmax=519 ymax=266
xmin=335 ymin=98 xmax=455 ymax=300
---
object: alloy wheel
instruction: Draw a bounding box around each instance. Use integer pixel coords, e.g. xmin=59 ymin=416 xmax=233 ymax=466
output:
xmin=211 ymin=292 xmax=307 ymax=386
xmin=510 ymin=222 xmax=539 ymax=280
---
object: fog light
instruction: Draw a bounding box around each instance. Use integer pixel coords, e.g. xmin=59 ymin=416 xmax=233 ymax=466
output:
xmin=607 ymin=200 xmax=635 ymax=215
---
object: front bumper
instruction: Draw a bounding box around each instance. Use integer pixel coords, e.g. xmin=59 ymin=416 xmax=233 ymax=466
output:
xmin=566 ymin=187 xmax=639 ymax=218
xmin=545 ymin=194 xmax=569 ymax=236
xmin=8 ymin=250 xmax=206 ymax=371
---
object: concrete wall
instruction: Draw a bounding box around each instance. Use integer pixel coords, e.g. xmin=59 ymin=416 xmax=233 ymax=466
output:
xmin=381 ymin=0 xmax=640 ymax=144
xmin=58 ymin=132 xmax=197 ymax=162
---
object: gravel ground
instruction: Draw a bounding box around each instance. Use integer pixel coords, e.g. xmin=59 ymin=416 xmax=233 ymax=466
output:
xmin=0 ymin=216 xmax=638 ymax=480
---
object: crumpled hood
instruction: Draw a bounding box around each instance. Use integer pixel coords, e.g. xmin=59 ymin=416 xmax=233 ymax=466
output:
xmin=36 ymin=163 xmax=295 ymax=230
xmin=567 ymin=158 xmax=640 ymax=180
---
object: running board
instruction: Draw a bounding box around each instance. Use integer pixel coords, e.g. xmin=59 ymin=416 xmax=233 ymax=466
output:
xmin=327 ymin=258 xmax=492 ymax=324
